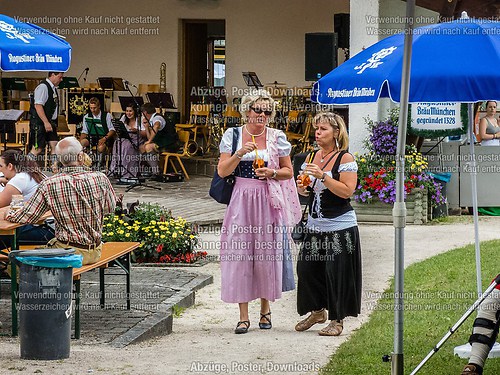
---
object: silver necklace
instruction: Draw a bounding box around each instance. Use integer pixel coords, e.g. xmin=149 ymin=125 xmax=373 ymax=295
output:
xmin=320 ymin=149 xmax=335 ymax=163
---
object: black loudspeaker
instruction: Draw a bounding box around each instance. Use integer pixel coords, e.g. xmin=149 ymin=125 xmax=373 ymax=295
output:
xmin=334 ymin=13 xmax=350 ymax=49
xmin=305 ymin=33 xmax=337 ymax=81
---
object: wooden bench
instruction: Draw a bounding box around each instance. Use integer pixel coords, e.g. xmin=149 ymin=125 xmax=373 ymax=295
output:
xmin=2 ymin=241 xmax=140 ymax=338
xmin=72 ymin=241 xmax=140 ymax=338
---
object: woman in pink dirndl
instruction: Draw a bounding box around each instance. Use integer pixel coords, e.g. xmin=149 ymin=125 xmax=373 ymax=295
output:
xmin=217 ymin=89 xmax=301 ymax=334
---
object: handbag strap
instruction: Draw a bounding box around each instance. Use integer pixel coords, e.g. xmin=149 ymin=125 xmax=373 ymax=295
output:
xmin=231 ymin=127 xmax=239 ymax=155
xmin=230 ymin=127 xmax=241 ymax=176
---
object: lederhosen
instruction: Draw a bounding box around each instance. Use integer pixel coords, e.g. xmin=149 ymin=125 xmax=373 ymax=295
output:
xmin=152 ymin=113 xmax=179 ymax=152
xmin=29 ymin=80 xmax=59 ymax=150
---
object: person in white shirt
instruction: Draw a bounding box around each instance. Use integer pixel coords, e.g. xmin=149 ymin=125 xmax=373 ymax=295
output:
xmin=140 ymin=102 xmax=178 ymax=176
xmin=28 ymin=71 xmax=64 ymax=167
xmin=0 ymin=150 xmax=54 ymax=245
xmin=79 ymin=97 xmax=116 ymax=170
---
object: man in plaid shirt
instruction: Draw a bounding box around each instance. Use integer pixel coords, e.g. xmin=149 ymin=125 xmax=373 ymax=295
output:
xmin=7 ymin=137 xmax=117 ymax=264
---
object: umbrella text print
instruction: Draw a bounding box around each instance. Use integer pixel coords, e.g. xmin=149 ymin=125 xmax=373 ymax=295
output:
xmin=0 ymin=20 xmax=34 ymax=44
xmin=354 ymin=46 xmax=398 ymax=74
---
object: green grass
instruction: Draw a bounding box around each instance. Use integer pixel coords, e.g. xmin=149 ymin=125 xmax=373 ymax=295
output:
xmin=321 ymin=239 xmax=500 ymax=375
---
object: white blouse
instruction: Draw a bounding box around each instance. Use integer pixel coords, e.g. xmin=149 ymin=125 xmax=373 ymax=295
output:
xmin=219 ymin=127 xmax=292 ymax=160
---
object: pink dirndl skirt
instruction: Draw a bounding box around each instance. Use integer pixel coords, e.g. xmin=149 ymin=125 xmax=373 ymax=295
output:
xmin=220 ymin=177 xmax=285 ymax=303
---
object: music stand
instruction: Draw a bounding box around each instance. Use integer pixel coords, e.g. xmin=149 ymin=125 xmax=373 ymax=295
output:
xmin=1 ymin=78 xmax=26 ymax=91
xmin=98 ymin=77 xmax=126 ymax=91
xmin=58 ymin=77 xmax=80 ymax=89
xmin=120 ymin=87 xmax=159 ymax=191
xmin=118 ymin=96 xmax=144 ymax=111
xmin=146 ymin=92 xmax=176 ymax=110
xmin=111 ymin=118 xmax=137 ymax=182
xmin=242 ymin=72 xmax=263 ymax=88
xmin=111 ymin=119 xmax=132 ymax=143
xmin=0 ymin=109 xmax=23 ymax=150
xmin=84 ymin=117 xmax=106 ymax=166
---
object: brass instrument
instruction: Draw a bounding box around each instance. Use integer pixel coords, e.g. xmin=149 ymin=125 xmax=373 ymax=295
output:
xmin=160 ymin=62 xmax=167 ymax=93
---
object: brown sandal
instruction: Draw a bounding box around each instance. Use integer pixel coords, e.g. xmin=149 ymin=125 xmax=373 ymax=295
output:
xmin=295 ymin=309 xmax=327 ymax=332
xmin=319 ymin=320 xmax=343 ymax=336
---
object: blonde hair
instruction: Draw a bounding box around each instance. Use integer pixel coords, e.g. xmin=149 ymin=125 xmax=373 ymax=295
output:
xmin=239 ymin=89 xmax=275 ymax=123
xmin=313 ymin=112 xmax=349 ymax=151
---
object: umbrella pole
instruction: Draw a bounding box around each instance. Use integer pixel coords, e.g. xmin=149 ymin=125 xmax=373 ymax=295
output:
xmin=0 ymin=71 xmax=4 ymax=110
xmin=467 ymin=103 xmax=482 ymax=295
xmin=392 ymin=1 xmax=415 ymax=374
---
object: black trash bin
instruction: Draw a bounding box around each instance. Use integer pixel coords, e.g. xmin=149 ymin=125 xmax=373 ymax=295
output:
xmin=9 ymin=248 xmax=82 ymax=360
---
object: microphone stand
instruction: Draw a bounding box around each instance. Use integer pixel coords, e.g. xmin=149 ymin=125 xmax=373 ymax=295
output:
xmin=123 ymin=80 xmax=160 ymax=192
xmin=112 ymin=117 xmax=137 ymax=184
xmin=77 ymin=67 xmax=89 ymax=85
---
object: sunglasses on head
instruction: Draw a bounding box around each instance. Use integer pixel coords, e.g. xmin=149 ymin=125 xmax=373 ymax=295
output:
xmin=250 ymin=106 xmax=272 ymax=116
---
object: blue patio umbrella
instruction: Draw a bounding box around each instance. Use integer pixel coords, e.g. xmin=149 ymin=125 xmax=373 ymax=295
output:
xmin=312 ymin=7 xmax=500 ymax=374
xmin=312 ymin=16 xmax=500 ymax=104
xmin=0 ymin=14 xmax=71 ymax=72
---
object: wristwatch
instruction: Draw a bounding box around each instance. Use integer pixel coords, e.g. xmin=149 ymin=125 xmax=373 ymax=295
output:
xmin=271 ymin=169 xmax=278 ymax=179
xmin=320 ymin=172 xmax=327 ymax=182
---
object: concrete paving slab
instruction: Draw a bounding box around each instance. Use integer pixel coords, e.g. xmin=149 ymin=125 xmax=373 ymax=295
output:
xmin=0 ymin=265 xmax=213 ymax=347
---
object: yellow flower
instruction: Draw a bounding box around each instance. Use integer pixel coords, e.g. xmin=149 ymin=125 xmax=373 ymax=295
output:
xmin=125 ymin=233 xmax=130 ymax=238
xmin=172 ymin=232 xmax=178 ymax=238
xmin=151 ymin=220 xmax=157 ymax=225
xmin=160 ymin=234 xmax=165 ymax=239
xmin=108 ymin=232 xmax=114 ymax=236
xmin=361 ymin=158 xmax=366 ymax=163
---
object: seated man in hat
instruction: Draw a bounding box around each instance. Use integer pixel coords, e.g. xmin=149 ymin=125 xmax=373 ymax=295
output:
xmin=6 ymin=136 xmax=117 ymax=265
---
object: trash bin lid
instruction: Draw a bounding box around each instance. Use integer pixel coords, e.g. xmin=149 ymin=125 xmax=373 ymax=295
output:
xmin=10 ymin=248 xmax=75 ymax=258
xmin=9 ymin=249 xmax=82 ymax=269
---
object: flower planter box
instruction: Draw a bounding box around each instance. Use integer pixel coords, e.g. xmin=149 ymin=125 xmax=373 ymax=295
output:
xmin=351 ymin=188 xmax=428 ymax=224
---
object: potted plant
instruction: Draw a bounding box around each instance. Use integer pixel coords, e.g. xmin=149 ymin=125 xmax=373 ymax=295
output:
xmin=352 ymin=109 xmax=446 ymax=223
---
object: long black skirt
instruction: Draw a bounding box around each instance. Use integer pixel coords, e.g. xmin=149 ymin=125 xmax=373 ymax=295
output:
xmin=296 ymin=225 xmax=362 ymax=321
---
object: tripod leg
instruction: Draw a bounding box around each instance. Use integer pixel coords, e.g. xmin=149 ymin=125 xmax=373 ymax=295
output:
xmin=411 ymin=275 xmax=500 ymax=375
